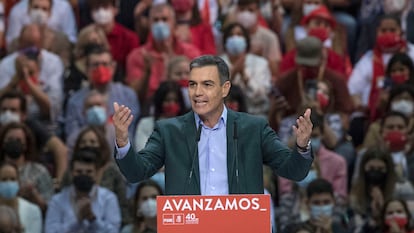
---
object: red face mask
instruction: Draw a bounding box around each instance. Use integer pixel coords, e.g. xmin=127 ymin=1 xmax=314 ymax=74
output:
xmin=317 ymin=91 xmax=329 ymax=109
xmin=385 ymin=216 xmax=408 ymax=228
xmin=308 ymin=27 xmax=330 ymax=42
xmin=91 ymin=66 xmax=112 ymax=86
xmin=383 ymin=130 xmax=408 ymax=151
xmin=162 ymin=102 xmax=181 ymax=117
xmin=177 ymin=79 xmax=189 ymax=88
xmin=171 ymin=0 xmax=193 ymax=13
xmin=19 ymin=76 xmax=38 ymax=94
xmin=376 ymin=33 xmax=404 ymax=52
xmin=391 ymin=73 xmax=408 ymax=85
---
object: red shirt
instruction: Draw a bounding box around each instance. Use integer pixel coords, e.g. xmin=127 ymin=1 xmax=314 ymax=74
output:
xmin=190 ymin=23 xmax=216 ymax=55
xmin=126 ymin=38 xmax=201 ymax=98
xmin=107 ymin=23 xmax=140 ymax=69
xmin=279 ymin=48 xmax=346 ymax=78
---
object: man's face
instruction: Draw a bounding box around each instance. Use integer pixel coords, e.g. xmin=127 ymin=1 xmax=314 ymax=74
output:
xmin=381 ymin=115 xmax=408 ymax=137
xmin=150 ymin=6 xmax=175 ymax=32
xmin=84 ymin=94 xmax=106 ymax=110
xmin=0 ymin=98 xmax=25 ymax=121
xmin=188 ymin=66 xmax=230 ymax=121
xmin=86 ymin=53 xmax=115 ymax=85
xmin=71 ymin=161 xmax=97 ymax=182
xmin=308 ymin=192 xmax=334 ymax=207
xmin=30 ymin=0 xmax=51 ymax=13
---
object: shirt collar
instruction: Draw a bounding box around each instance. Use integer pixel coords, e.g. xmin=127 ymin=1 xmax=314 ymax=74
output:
xmin=194 ymin=105 xmax=228 ymax=129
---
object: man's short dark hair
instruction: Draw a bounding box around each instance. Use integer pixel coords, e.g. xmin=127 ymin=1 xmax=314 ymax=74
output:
xmin=237 ymin=0 xmax=259 ymax=7
xmin=89 ymin=0 xmax=119 ymax=9
xmin=85 ymin=44 xmax=112 ymax=66
xmin=306 ymin=178 xmax=334 ymax=199
xmin=70 ymin=147 xmax=100 ymax=170
xmin=189 ymin=55 xmax=230 ymax=84
xmin=0 ymin=90 xmax=27 ymax=113
xmin=310 ymin=109 xmax=324 ymax=133
xmin=380 ymin=111 xmax=409 ymax=129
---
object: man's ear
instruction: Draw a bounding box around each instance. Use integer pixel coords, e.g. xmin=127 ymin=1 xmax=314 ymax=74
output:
xmin=222 ymin=81 xmax=231 ymax=98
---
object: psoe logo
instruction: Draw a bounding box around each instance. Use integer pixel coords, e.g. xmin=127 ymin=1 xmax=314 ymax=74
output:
xmin=163 ymin=214 xmax=175 ymax=225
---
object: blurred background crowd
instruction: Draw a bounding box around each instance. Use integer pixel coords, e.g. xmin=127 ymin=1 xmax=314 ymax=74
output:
xmin=0 ymin=0 xmax=414 ymax=232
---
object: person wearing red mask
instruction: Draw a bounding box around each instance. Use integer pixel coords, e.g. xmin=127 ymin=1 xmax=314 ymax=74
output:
xmin=380 ymin=199 xmax=414 ymax=233
xmin=134 ymin=81 xmax=187 ymax=151
xmin=169 ymin=0 xmax=216 ymax=55
xmin=280 ymin=5 xmax=350 ymax=78
xmin=348 ymin=15 xmax=414 ymax=122
xmin=65 ymin=45 xmax=140 ymax=139
xmin=166 ymin=55 xmax=192 ymax=110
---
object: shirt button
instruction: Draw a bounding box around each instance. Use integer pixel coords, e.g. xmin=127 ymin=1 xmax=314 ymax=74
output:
xmin=211 ymin=186 xmax=216 ymax=190
xmin=211 ymin=168 xmax=215 ymax=172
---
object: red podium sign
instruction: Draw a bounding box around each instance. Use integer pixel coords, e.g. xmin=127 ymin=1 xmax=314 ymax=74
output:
xmin=157 ymin=194 xmax=271 ymax=233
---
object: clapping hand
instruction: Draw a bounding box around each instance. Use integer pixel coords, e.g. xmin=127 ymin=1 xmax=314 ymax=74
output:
xmin=292 ymin=108 xmax=313 ymax=148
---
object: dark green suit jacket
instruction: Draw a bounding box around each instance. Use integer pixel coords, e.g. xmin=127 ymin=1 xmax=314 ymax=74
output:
xmin=116 ymin=110 xmax=313 ymax=195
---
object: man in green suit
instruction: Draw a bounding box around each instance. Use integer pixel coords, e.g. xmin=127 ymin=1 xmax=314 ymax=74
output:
xmin=113 ymin=55 xmax=313 ymax=195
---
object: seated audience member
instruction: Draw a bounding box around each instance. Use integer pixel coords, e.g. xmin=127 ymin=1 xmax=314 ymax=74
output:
xmin=283 ymin=178 xmax=348 ymax=233
xmin=121 ymin=180 xmax=163 ymax=233
xmin=45 ymin=149 xmax=121 ymax=233
xmin=348 ymin=14 xmax=414 ymax=122
xmin=63 ymin=27 xmax=110 ymax=113
xmin=349 ymin=147 xmax=414 ymax=233
xmin=220 ymin=23 xmax=271 ymax=116
xmin=356 ymin=0 xmax=414 ymax=59
xmin=0 ymin=90 xmax=68 ymax=190
xmin=62 ymin=137 xmax=130 ymax=225
xmin=379 ymin=199 xmax=414 ymax=233
xmin=0 ymin=24 xmax=64 ymax=125
xmin=66 ymin=91 xmax=115 ymax=154
xmin=231 ymin=0 xmax=281 ymax=76
xmin=384 ymin=53 xmax=414 ymax=87
xmin=65 ymin=45 xmax=140 ymax=138
xmin=89 ymin=0 xmax=139 ymax=75
xmin=0 ymin=162 xmax=42 ymax=233
xmin=362 ymin=85 xmax=414 ymax=156
xmin=0 ymin=205 xmax=23 ymax=233
xmin=126 ymin=3 xmax=201 ymax=109
xmin=169 ymin=0 xmax=216 ymax=54
xmin=166 ymin=55 xmax=191 ymax=109
xmin=6 ymin=0 xmax=77 ymax=47
xmin=224 ymin=84 xmax=247 ymax=113
xmin=134 ymin=81 xmax=187 ymax=151
xmin=276 ymin=37 xmax=353 ymax=117
xmin=279 ymin=111 xmax=347 ymax=200
xmin=0 ymin=123 xmax=53 ymax=212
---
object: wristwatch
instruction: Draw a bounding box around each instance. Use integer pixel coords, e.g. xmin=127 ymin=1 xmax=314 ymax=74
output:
xmin=297 ymin=140 xmax=311 ymax=152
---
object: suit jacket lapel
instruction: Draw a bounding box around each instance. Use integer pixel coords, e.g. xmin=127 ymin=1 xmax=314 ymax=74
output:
xmin=226 ymin=110 xmax=239 ymax=193
xmin=181 ymin=111 xmax=201 ymax=194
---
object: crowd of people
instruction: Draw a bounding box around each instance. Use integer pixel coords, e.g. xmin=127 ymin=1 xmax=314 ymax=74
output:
xmin=0 ymin=0 xmax=414 ymax=232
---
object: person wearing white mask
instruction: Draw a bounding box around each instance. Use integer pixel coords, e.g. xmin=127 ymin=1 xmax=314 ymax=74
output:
xmin=6 ymin=0 xmax=77 ymax=48
xmin=233 ymin=0 xmax=281 ymax=77
xmin=89 ymin=0 xmax=139 ymax=75
xmin=126 ymin=3 xmax=201 ymax=112
xmin=220 ymin=22 xmax=271 ymax=117
xmin=121 ymin=180 xmax=163 ymax=233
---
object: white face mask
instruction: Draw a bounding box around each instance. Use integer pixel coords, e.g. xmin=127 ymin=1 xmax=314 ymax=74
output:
xmin=0 ymin=111 xmax=21 ymax=125
xmin=138 ymin=198 xmax=157 ymax=218
xmin=391 ymin=99 xmax=414 ymax=116
xmin=383 ymin=0 xmax=407 ymax=14
xmin=236 ymin=11 xmax=257 ymax=29
xmin=302 ymin=3 xmax=319 ymax=16
xmin=92 ymin=7 xmax=114 ymax=25
xmin=29 ymin=8 xmax=48 ymax=24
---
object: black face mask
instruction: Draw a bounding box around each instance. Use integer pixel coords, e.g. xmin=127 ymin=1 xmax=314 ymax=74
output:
xmin=365 ymin=169 xmax=387 ymax=186
xmin=2 ymin=139 xmax=24 ymax=159
xmin=73 ymin=175 xmax=95 ymax=193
